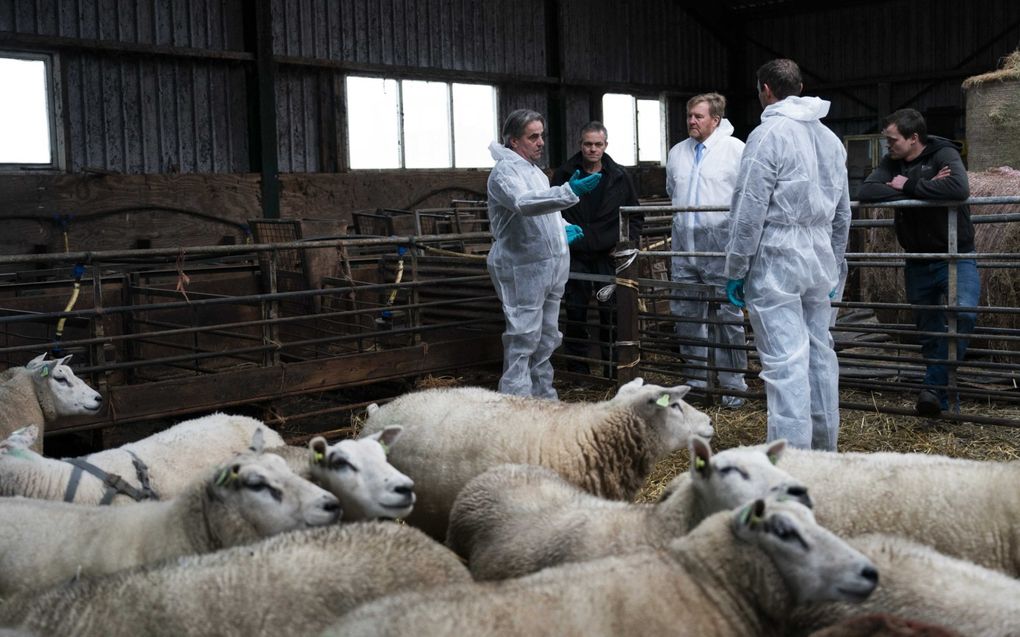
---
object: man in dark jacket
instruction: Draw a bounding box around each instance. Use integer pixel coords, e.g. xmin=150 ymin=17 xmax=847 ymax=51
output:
xmin=857 ymin=108 xmax=979 ymax=416
xmin=551 ymin=121 xmax=641 ymax=377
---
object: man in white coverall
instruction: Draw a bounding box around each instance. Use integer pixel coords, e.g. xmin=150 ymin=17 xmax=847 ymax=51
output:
xmin=487 ymin=109 xmax=602 ymax=399
xmin=724 ymin=59 xmax=851 ymax=450
xmin=666 ymin=92 xmax=747 ymax=408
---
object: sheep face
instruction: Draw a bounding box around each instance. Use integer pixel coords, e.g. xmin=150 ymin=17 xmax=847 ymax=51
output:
xmin=688 ymin=437 xmax=812 ymax=513
xmin=617 ymin=379 xmax=713 ymax=448
xmin=25 ymin=354 xmax=103 ymax=417
xmin=211 ymin=452 xmax=341 ymax=535
xmin=309 ymin=427 xmax=415 ymax=521
xmin=732 ymin=497 xmax=879 ymax=605
xmin=0 ymin=425 xmax=38 ymax=456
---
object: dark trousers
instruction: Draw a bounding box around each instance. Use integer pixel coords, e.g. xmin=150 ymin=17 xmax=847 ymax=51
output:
xmin=563 ymin=254 xmax=616 ymax=375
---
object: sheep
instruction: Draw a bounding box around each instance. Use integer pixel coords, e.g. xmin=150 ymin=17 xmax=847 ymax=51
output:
xmin=0 ymin=430 xmax=339 ymax=596
xmin=447 ymin=437 xmax=812 ymax=580
xmin=322 ymin=497 xmax=879 ymax=637
xmin=0 ymin=413 xmax=286 ymax=504
xmin=0 ymin=354 xmax=103 ymax=453
xmin=267 ymin=426 xmax=415 ymax=521
xmin=776 ymin=448 xmax=1020 ymax=577
xmin=360 ymin=377 xmax=714 ymax=539
xmin=789 ymin=533 xmax=1020 ymax=637
xmin=0 ymin=522 xmax=470 ymax=637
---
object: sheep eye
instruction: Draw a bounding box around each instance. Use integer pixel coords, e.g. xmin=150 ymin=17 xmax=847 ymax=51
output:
xmin=769 ymin=518 xmax=808 ymax=549
xmin=55 ymin=376 xmax=71 ymax=386
xmin=330 ymin=456 xmax=355 ymax=472
xmin=244 ymin=477 xmax=282 ymax=501
xmin=718 ymin=466 xmax=749 ymax=480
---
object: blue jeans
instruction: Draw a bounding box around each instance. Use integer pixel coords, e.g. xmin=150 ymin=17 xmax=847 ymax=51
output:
xmin=903 ymin=259 xmax=980 ymax=408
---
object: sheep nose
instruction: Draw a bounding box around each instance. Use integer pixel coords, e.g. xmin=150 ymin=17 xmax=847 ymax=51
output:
xmin=322 ymin=499 xmax=341 ymax=514
xmin=393 ymin=484 xmax=414 ymax=496
xmin=786 ymin=485 xmax=813 ymax=509
xmin=861 ymin=565 xmax=879 ymax=586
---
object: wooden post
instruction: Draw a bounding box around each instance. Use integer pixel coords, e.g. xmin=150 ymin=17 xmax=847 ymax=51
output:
xmin=615 ymin=242 xmax=641 ymax=386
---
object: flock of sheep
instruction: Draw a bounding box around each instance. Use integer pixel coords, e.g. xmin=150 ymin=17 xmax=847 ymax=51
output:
xmin=0 ymin=355 xmax=1018 ymax=636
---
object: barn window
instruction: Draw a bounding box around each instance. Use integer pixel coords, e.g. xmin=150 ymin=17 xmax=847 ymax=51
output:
xmin=345 ymin=76 xmax=497 ymax=170
xmin=601 ymin=93 xmax=665 ymax=166
xmin=0 ymin=52 xmax=58 ymax=169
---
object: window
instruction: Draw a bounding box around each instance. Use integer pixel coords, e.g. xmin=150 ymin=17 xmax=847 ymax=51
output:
xmin=601 ymin=93 xmax=665 ymax=166
xmin=0 ymin=53 xmax=58 ymax=168
xmin=345 ymin=76 xmax=497 ymax=169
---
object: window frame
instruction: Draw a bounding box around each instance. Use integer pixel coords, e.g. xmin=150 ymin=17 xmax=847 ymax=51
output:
xmin=601 ymin=92 xmax=666 ymax=167
xmin=0 ymin=50 xmax=64 ymax=172
xmin=344 ymin=74 xmax=497 ymax=171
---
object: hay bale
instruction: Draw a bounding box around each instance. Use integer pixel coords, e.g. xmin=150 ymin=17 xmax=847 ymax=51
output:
xmin=963 ymin=50 xmax=1020 ymax=172
xmin=855 ymin=168 xmax=1020 ymax=352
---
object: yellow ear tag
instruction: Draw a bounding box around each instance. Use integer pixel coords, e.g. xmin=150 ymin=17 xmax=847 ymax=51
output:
xmin=313 ymin=451 xmax=325 ymax=464
xmin=656 ymin=394 xmax=670 ymax=407
xmin=695 ymin=457 xmax=706 ymax=470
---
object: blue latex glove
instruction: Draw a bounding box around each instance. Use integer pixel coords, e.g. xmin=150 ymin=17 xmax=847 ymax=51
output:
xmin=565 ymin=224 xmax=584 ymax=245
xmin=829 ymin=287 xmax=838 ymax=300
xmin=568 ymin=169 xmax=602 ymax=196
xmin=726 ymin=279 xmax=745 ymax=308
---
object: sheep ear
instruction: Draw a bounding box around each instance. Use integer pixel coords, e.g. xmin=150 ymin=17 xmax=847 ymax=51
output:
xmin=371 ymin=426 xmax=403 ymax=453
xmin=309 ymin=437 xmax=328 ymax=464
xmin=214 ymin=464 xmax=240 ymax=487
xmin=366 ymin=403 xmax=380 ymax=417
xmin=26 ymin=353 xmax=48 ymax=370
xmin=671 ymin=385 xmax=693 ymax=400
xmin=615 ymin=377 xmax=645 ymax=397
xmin=56 ymin=354 xmax=73 ymax=367
xmin=248 ymin=428 xmax=265 ymax=454
xmin=1 ymin=425 xmax=39 ymax=454
xmin=765 ymin=439 xmax=787 ymax=465
xmin=689 ymin=436 xmax=712 ymax=478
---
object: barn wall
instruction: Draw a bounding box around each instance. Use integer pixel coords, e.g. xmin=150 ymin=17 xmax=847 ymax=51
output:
xmin=0 ymin=0 xmax=1018 ymax=256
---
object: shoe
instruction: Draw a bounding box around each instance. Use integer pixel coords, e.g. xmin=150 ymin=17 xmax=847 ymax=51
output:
xmin=720 ymin=395 xmax=745 ymax=409
xmin=915 ymin=389 xmax=942 ymax=417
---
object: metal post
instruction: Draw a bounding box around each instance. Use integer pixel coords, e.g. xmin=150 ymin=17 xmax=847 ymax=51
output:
xmin=263 ymin=250 xmax=281 ymax=367
xmin=947 ymin=208 xmax=959 ymax=412
xmin=615 ymin=244 xmax=641 ymax=386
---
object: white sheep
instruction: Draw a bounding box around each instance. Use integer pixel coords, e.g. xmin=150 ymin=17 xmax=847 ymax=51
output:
xmin=789 ymin=533 xmax=1020 ymax=637
xmin=0 ymin=522 xmax=470 ymax=637
xmin=447 ymin=437 xmax=811 ymax=580
xmin=360 ymin=377 xmax=713 ymax=539
xmin=323 ymin=497 xmax=879 ymax=637
xmin=777 ymin=448 xmax=1020 ymax=576
xmin=0 ymin=354 xmax=102 ymax=453
xmin=0 ymin=431 xmax=339 ymax=596
xmin=268 ymin=426 xmax=415 ymax=521
xmin=0 ymin=413 xmax=286 ymax=504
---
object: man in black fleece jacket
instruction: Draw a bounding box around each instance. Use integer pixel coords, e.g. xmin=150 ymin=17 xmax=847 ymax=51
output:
xmin=551 ymin=121 xmax=641 ymax=377
xmin=857 ymin=108 xmax=979 ymax=416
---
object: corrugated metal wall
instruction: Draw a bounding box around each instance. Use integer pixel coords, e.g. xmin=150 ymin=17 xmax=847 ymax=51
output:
xmin=2 ymin=0 xmax=1018 ymax=174
xmin=0 ymin=0 xmax=249 ymax=173
xmin=745 ymin=0 xmax=1020 ymax=138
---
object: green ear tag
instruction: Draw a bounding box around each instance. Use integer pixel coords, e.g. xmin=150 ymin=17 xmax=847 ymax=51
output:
xmin=656 ymin=394 xmax=670 ymax=407
xmin=39 ymin=367 xmax=49 ymax=378
xmin=313 ymin=451 xmax=325 ymax=464
xmin=214 ymin=467 xmax=231 ymax=486
xmin=695 ymin=457 xmax=706 ymax=470
xmin=379 ymin=442 xmax=390 ymax=456
xmin=738 ymin=504 xmax=753 ymax=525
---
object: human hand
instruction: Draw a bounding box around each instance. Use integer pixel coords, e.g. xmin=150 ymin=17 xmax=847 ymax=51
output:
xmin=886 ymin=175 xmax=908 ymax=190
xmin=565 ymin=224 xmax=584 ymax=245
xmin=726 ymin=279 xmax=745 ymax=308
xmin=569 ymin=169 xmax=602 ymax=196
xmin=829 ymin=287 xmax=838 ymax=300
xmin=931 ymin=166 xmax=951 ymax=180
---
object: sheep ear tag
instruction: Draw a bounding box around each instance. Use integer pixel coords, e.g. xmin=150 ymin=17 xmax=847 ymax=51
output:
xmin=656 ymin=394 xmax=670 ymax=407
xmin=694 ymin=456 xmax=706 ymax=470
xmin=214 ymin=466 xmax=239 ymax=487
xmin=38 ymin=366 xmax=50 ymax=378
xmin=313 ymin=451 xmax=325 ymax=465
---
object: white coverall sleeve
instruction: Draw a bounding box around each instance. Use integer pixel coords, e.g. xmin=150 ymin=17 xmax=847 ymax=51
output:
xmin=664 ymin=144 xmax=679 ymax=199
xmin=724 ymin=129 xmax=778 ymax=280
xmin=489 ymin=169 xmax=579 ymax=218
xmin=830 ymin=175 xmax=852 ymax=265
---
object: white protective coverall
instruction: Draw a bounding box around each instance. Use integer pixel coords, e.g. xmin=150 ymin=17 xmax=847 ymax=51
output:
xmin=486 ymin=141 xmax=579 ymax=399
xmin=724 ymin=96 xmax=851 ymax=450
xmin=666 ymin=118 xmax=747 ymax=394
